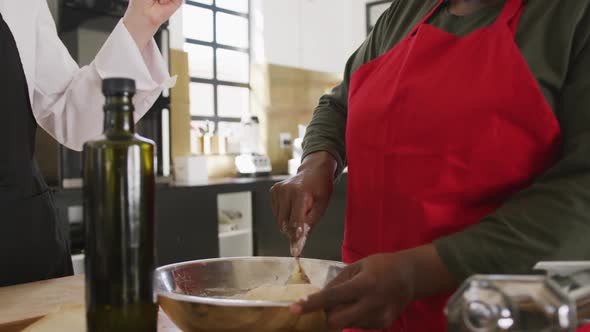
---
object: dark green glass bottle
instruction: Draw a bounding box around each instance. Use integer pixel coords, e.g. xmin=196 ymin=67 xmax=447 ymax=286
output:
xmin=83 ymin=78 xmax=157 ymax=332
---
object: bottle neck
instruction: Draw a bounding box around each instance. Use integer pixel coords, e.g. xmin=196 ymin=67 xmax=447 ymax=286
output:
xmin=104 ymin=95 xmax=135 ymax=134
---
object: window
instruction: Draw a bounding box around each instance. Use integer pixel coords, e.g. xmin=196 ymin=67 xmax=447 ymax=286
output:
xmin=366 ymin=0 xmax=394 ymax=34
xmin=183 ymin=0 xmax=250 ymax=141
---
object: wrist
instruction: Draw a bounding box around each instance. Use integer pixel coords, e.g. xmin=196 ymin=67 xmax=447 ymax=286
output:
xmin=401 ymin=245 xmax=458 ymax=300
xmin=384 ymin=252 xmax=418 ymax=303
xmin=123 ymin=11 xmax=158 ymax=52
xmin=298 ymin=151 xmax=338 ymax=176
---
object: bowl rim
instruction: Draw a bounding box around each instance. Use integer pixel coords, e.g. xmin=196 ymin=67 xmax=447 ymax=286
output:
xmin=155 ymin=256 xmax=346 ymax=308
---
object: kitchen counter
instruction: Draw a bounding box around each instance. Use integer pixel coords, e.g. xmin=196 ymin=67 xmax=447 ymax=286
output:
xmin=0 ymin=276 xmax=180 ymax=332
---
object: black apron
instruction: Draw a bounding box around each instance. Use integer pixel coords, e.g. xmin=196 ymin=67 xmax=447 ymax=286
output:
xmin=0 ymin=13 xmax=73 ymax=287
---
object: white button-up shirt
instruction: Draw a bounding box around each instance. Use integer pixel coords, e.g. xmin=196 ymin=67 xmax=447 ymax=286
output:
xmin=0 ymin=0 xmax=175 ymax=151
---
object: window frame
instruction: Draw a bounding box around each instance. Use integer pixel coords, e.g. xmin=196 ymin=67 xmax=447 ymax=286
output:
xmin=184 ymin=0 xmax=251 ymax=127
xmin=366 ymin=0 xmax=394 ymax=35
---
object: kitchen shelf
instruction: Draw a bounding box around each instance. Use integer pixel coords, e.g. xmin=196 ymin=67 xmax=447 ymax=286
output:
xmin=218 ymin=228 xmax=251 ymax=239
xmin=217 ymin=192 xmax=253 ymax=257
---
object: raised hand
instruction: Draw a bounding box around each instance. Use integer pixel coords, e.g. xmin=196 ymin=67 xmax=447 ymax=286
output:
xmin=123 ymin=0 xmax=182 ymax=51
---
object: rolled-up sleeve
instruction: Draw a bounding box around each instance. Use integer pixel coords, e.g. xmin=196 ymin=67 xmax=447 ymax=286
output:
xmin=32 ymin=0 xmax=175 ymax=151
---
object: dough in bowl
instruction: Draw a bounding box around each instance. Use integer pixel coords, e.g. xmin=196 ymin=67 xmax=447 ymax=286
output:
xmin=234 ymin=284 xmax=320 ymax=302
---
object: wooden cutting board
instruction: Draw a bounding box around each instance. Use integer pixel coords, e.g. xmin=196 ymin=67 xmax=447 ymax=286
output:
xmin=20 ymin=304 xmax=85 ymax=332
xmin=0 ymin=276 xmax=84 ymax=332
xmin=0 ymin=276 xmax=180 ymax=332
xmin=18 ymin=304 xmax=179 ymax=332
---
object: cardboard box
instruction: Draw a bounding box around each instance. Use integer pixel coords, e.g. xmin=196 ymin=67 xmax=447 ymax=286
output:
xmin=170 ymin=49 xmax=190 ymax=104
xmin=170 ymin=49 xmax=191 ymax=168
xmin=174 ymin=155 xmax=237 ymax=183
xmin=170 ymin=101 xmax=191 ymax=164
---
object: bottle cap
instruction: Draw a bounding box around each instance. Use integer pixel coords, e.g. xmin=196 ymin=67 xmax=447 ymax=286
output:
xmin=102 ymin=78 xmax=136 ymax=96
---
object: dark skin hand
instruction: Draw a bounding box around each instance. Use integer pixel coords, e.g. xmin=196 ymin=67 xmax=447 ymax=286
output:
xmin=273 ymin=154 xmax=458 ymax=329
xmin=291 ymin=245 xmax=458 ymax=330
xmin=270 ymin=151 xmax=337 ymax=254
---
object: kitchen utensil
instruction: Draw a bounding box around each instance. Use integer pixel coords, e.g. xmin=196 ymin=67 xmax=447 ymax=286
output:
xmin=446 ymin=261 xmax=590 ymax=331
xmin=285 ymin=258 xmax=311 ymax=285
xmin=286 ymin=223 xmax=311 ymax=258
xmin=155 ymin=257 xmax=345 ymax=332
xmin=284 ymin=223 xmax=312 ymax=285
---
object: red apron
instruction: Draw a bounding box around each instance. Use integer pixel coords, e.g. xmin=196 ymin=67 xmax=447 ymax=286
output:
xmin=344 ymin=0 xmax=563 ymax=331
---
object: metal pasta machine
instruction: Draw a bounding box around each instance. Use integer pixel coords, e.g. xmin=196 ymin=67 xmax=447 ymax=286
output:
xmin=446 ymin=262 xmax=590 ymax=331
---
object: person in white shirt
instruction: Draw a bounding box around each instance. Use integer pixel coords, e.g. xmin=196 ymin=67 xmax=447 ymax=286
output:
xmin=0 ymin=0 xmax=180 ymax=287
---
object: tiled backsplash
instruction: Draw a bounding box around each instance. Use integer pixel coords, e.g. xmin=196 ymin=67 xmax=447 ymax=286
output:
xmin=251 ymin=64 xmax=342 ymax=174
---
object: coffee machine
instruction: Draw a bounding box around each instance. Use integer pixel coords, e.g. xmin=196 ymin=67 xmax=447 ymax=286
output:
xmin=234 ymin=115 xmax=272 ymax=177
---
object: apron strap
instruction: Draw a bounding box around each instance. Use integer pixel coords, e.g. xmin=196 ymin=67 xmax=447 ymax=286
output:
xmin=411 ymin=0 xmax=525 ymax=38
xmin=493 ymin=0 xmax=526 ymax=35
xmin=409 ymin=0 xmax=446 ymax=36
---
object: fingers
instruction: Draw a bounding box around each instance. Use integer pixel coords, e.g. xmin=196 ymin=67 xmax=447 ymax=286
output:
xmin=301 ymin=193 xmax=317 ymax=229
xmin=324 ymin=262 xmax=360 ymax=288
xmin=287 ymin=193 xmax=307 ymax=238
xmin=305 ymin=207 xmax=323 ymax=233
xmin=277 ymin=188 xmax=292 ymax=235
xmin=271 ymin=173 xmax=329 ymax=248
xmin=156 ymin=0 xmax=182 ymax=10
xmin=289 ymin=253 xmax=409 ymax=330
xmin=293 ymin=273 xmax=366 ymax=314
xmin=288 ymin=194 xmax=304 ymax=233
xmin=270 ymin=183 xmax=293 ymax=235
xmin=272 ymin=184 xmax=312 ymax=238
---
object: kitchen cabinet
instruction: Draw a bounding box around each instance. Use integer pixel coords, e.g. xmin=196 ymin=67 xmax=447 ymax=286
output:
xmin=53 ymin=174 xmax=347 ymax=267
xmin=54 ymin=183 xmax=220 ymax=267
xmin=250 ymin=0 xmax=369 ymax=74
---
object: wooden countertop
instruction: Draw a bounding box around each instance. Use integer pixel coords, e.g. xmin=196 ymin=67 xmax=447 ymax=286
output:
xmin=0 ymin=276 xmax=180 ymax=332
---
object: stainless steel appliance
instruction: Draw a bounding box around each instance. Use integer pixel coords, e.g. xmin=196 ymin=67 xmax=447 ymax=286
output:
xmin=155 ymin=257 xmax=345 ymax=332
xmin=235 ymin=115 xmax=272 ymax=176
xmin=446 ymin=262 xmax=590 ymax=331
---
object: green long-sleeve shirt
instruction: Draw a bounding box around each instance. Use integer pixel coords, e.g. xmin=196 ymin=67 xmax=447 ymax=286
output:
xmin=303 ymin=0 xmax=590 ymax=281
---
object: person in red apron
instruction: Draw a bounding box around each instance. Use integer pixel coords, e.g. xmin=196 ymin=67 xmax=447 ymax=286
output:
xmin=271 ymin=0 xmax=590 ymax=331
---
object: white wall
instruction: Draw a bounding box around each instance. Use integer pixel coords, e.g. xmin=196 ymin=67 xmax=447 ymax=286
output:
xmin=169 ymin=0 xmax=372 ymax=75
xmin=251 ymin=0 xmax=370 ymax=75
xmin=169 ymin=5 xmax=185 ymax=50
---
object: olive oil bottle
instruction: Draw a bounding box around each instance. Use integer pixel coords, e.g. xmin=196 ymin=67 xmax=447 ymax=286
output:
xmin=83 ymin=78 xmax=157 ymax=332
